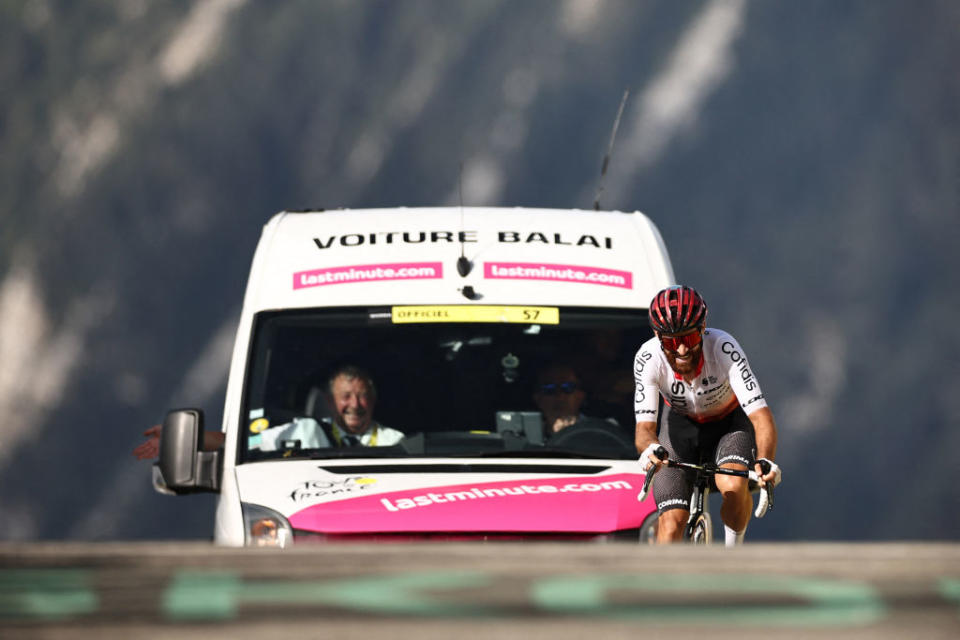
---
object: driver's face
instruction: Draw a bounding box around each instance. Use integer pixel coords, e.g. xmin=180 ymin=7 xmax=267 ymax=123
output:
xmin=328 ymin=375 xmax=375 ymax=435
xmin=533 ymin=366 xmax=585 ymax=424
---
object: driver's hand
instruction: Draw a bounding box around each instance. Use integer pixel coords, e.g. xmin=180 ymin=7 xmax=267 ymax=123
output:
xmin=133 ymin=424 xmax=162 ymax=460
xmin=551 ymin=415 xmax=578 ymax=433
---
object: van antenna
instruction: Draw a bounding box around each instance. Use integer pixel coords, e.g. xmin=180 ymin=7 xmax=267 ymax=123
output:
xmin=456 ymin=161 xmax=472 ymax=277
xmin=593 ymin=89 xmax=629 ymax=211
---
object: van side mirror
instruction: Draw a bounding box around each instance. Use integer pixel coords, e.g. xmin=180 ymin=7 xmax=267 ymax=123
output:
xmin=156 ymin=408 xmax=221 ymax=494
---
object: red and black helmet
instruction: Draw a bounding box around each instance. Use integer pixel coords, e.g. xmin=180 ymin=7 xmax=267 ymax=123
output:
xmin=648 ymin=285 xmax=707 ymax=334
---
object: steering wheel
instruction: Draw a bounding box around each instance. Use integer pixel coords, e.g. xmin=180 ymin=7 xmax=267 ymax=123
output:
xmin=544 ymin=417 xmax=636 ymax=458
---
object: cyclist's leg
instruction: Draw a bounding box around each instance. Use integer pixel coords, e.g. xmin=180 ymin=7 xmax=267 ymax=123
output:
xmin=653 ymin=467 xmax=689 ymax=542
xmin=713 ymin=412 xmax=757 ymax=537
xmin=653 ymin=406 xmax=695 ymax=543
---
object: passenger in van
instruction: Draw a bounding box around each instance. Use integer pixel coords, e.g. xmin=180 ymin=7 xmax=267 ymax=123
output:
xmin=532 ymin=362 xmax=619 ymax=437
xmin=133 ymin=365 xmax=402 ymax=458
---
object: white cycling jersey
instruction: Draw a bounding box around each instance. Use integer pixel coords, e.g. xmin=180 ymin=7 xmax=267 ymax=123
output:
xmin=633 ymin=328 xmax=767 ymax=424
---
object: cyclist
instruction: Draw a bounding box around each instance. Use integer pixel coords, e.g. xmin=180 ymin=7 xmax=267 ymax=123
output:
xmin=634 ymin=285 xmax=781 ymax=545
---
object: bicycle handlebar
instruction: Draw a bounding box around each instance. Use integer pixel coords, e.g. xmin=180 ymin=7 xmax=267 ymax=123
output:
xmin=755 ymin=458 xmax=774 ymax=517
xmin=637 ymin=448 xmax=774 ymax=518
xmin=637 ymin=446 xmax=668 ymax=502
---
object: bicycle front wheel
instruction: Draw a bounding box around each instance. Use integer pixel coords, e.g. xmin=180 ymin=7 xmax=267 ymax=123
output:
xmin=638 ymin=510 xmax=659 ymax=544
xmin=690 ymin=513 xmax=712 ymax=544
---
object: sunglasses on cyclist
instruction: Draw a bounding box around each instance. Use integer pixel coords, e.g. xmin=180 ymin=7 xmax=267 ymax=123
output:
xmin=537 ymin=382 xmax=579 ymax=395
xmin=659 ymin=331 xmax=703 ymax=353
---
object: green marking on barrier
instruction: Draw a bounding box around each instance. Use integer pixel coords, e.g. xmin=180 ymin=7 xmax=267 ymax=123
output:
xmin=163 ymin=569 xmax=492 ymax=619
xmin=163 ymin=571 xmax=242 ymax=620
xmin=162 ymin=568 xmax=891 ymax=624
xmin=243 ymin=571 xmax=492 ymax=616
xmin=531 ymin=573 xmax=885 ymax=625
xmin=940 ymin=578 xmax=960 ymax=614
xmin=0 ymin=569 xmax=98 ymax=620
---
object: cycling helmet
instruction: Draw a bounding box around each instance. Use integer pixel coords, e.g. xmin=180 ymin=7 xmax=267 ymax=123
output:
xmin=648 ymin=285 xmax=707 ymax=334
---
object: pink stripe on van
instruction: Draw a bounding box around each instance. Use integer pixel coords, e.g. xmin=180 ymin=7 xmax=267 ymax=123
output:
xmin=294 ymin=262 xmax=443 ymax=289
xmin=484 ymin=262 xmax=632 ymax=289
xmin=288 ymin=473 xmax=655 ymax=534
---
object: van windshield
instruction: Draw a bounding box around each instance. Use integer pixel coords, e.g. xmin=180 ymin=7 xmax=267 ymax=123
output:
xmin=239 ymin=306 xmax=652 ymax=462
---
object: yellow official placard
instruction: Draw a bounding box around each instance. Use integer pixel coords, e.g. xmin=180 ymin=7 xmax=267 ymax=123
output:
xmin=391 ymin=305 xmax=559 ymax=324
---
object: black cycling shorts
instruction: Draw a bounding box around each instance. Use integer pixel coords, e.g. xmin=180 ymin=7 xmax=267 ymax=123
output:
xmin=652 ymin=405 xmax=757 ymax=514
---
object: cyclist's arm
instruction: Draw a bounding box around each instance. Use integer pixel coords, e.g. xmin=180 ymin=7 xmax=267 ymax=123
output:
xmin=747 ymin=406 xmax=776 ymax=460
xmin=632 ymin=344 xmax=661 ymax=456
xmin=747 ymin=406 xmax=778 ymax=482
xmin=635 ymin=420 xmax=658 ymax=455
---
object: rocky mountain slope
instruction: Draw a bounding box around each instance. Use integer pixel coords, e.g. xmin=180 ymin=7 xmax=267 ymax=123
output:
xmin=0 ymin=0 xmax=957 ymax=540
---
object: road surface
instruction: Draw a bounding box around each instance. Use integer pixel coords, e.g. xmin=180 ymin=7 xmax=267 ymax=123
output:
xmin=1 ymin=542 xmax=957 ymax=639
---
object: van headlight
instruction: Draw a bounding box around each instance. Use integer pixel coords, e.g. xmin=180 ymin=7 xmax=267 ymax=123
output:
xmin=241 ymin=503 xmax=293 ymax=548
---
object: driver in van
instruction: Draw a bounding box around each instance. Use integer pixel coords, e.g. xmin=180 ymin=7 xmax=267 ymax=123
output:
xmin=132 ymin=365 xmax=402 ymax=458
xmin=533 ymin=362 xmax=620 ymax=437
xmin=532 ymin=362 xmax=587 ymax=435
xmin=310 ymin=364 xmax=404 ymax=447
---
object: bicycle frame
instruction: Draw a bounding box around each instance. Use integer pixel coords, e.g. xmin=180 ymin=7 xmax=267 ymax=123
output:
xmin=683 ymin=464 xmax=713 ymax=541
xmin=668 ymin=460 xmax=760 ymax=543
xmin=638 ymin=450 xmax=773 ymax=543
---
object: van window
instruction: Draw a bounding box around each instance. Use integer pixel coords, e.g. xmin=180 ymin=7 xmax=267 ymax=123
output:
xmin=239 ymin=306 xmax=652 ymax=462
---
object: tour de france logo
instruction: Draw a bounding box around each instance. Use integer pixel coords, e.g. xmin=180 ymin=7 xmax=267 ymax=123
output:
xmin=289 ymin=477 xmax=377 ymax=502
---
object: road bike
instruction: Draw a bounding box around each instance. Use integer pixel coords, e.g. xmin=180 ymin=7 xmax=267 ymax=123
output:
xmin=637 ymin=446 xmax=774 ymax=544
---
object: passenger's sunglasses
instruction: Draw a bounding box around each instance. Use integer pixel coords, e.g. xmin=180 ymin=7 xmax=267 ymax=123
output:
xmin=537 ymin=382 xmax=579 ymax=396
xmin=659 ymin=331 xmax=703 ymax=353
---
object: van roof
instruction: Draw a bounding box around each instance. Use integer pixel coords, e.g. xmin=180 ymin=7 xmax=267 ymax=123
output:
xmin=243 ymin=207 xmax=675 ymax=312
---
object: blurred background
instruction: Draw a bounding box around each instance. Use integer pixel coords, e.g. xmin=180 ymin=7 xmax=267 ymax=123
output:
xmin=0 ymin=0 xmax=957 ymax=542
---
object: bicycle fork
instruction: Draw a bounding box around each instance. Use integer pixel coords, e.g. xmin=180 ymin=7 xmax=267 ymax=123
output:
xmin=684 ymin=470 xmax=712 ymax=543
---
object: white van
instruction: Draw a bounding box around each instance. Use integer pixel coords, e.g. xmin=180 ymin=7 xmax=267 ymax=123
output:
xmin=156 ymin=207 xmax=675 ymax=546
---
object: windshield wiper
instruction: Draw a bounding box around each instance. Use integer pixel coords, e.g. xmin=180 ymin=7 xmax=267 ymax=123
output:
xmin=467 ymin=448 xmax=629 ymax=460
xmin=250 ymin=445 xmax=629 ymax=462
xmin=306 ymin=447 xmax=409 ymax=459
